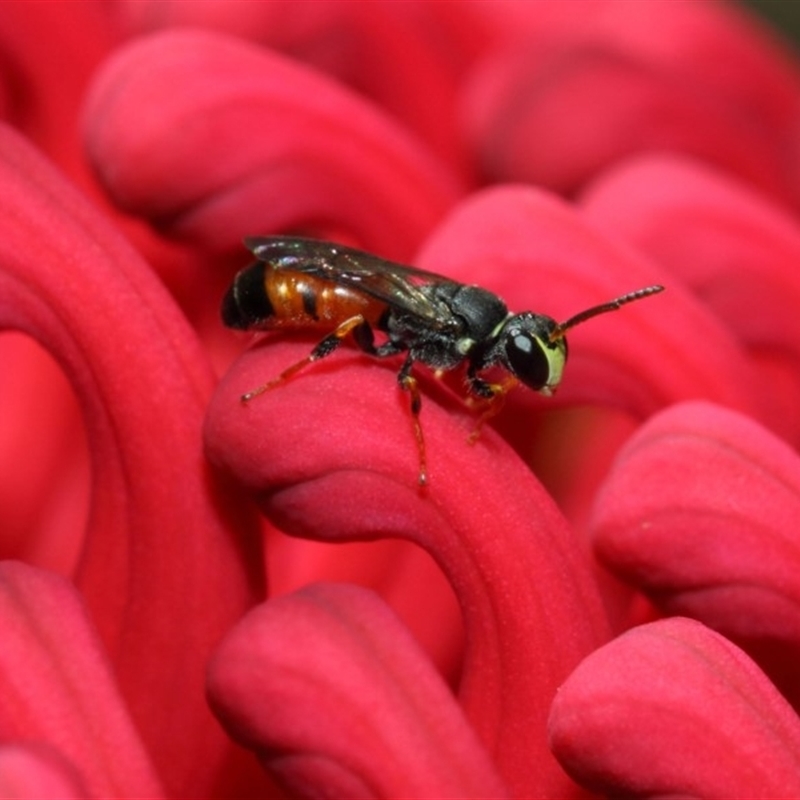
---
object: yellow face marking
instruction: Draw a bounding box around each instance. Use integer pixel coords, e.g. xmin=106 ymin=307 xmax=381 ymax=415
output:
xmin=540 ymin=338 xmax=566 ymax=393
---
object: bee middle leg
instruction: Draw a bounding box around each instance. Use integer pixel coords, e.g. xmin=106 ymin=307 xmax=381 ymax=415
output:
xmin=351 ymin=323 xmax=405 ymax=359
xmin=353 ymin=326 xmax=427 ymax=484
xmin=241 ymin=314 xmax=370 ymax=401
xmin=395 ymin=353 xmax=428 ymax=487
xmin=353 ymin=326 xmax=426 ymax=484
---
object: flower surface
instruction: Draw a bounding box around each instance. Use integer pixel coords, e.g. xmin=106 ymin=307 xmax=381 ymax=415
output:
xmin=2 ymin=2 xmax=800 ymax=798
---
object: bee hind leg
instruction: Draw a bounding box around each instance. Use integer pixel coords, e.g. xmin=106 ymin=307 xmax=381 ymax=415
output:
xmin=241 ymin=314 xmax=368 ymax=401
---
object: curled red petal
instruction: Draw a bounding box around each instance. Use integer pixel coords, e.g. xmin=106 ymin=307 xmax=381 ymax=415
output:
xmin=549 ymin=617 xmax=800 ymax=797
xmin=463 ymin=1 xmax=800 ymax=204
xmin=205 ymin=339 xmax=608 ymax=797
xmin=0 ymin=562 xmax=163 ymax=798
xmin=592 ymin=400 xmax=800 ymax=704
xmin=265 ymin=533 xmax=465 ymax=682
xmin=83 ymin=29 xmax=460 ymax=257
xmin=582 ymin=153 xmax=800 ymax=444
xmin=0 ymin=745 xmax=89 ymax=800
xmin=113 ymin=1 xmax=483 ymax=175
xmin=0 ymin=126 xmax=263 ymax=796
xmin=0 ymin=1 xmax=115 ymax=185
xmin=417 ymin=185 xmax=758 ymax=420
xmin=0 ymin=334 xmax=88 ymax=573
xmin=208 ymin=583 xmax=508 ymax=799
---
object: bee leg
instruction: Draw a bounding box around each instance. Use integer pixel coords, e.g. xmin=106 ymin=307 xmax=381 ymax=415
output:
xmin=353 ymin=326 xmax=424 ymax=484
xmin=397 ymin=353 xmax=427 ymax=487
xmin=465 ymin=372 xmax=518 ymax=444
xmin=241 ymin=314 xmax=367 ymax=401
xmin=351 ymin=323 xmax=406 ymax=359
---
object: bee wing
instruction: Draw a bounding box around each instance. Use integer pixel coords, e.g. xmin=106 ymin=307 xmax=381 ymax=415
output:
xmin=246 ymin=236 xmax=460 ymax=330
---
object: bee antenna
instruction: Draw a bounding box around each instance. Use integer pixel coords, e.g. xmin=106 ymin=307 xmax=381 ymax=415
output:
xmin=550 ymin=285 xmax=664 ymax=341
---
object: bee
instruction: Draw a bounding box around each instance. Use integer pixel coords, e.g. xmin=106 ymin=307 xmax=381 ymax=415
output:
xmin=222 ymin=236 xmax=663 ymax=486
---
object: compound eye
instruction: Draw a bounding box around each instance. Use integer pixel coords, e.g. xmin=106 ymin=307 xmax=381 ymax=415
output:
xmin=504 ymin=331 xmax=566 ymax=393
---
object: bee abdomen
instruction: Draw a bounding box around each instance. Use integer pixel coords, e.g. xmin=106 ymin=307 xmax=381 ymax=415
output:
xmin=222 ymin=261 xmax=383 ymax=331
xmin=221 ymin=260 xmax=272 ymax=329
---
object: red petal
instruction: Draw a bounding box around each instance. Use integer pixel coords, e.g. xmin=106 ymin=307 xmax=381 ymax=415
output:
xmin=83 ymin=29 xmax=459 ymax=257
xmin=265 ymin=533 xmax=465 ymax=682
xmin=463 ymin=1 xmax=800 ymax=204
xmin=592 ymin=400 xmax=800 ymax=705
xmin=0 ymin=562 xmax=163 ymax=798
xmin=208 ymin=583 xmax=508 ymax=799
xmin=0 ymin=127 xmax=263 ymax=796
xmin=583 ymin=153 xmax=800 ymax=443
xmin=113 ymin=1 xmax=481 ymax=175
xmin=0 ymin=335 xmax=88 ymax=572
xmin=0 ymin=1 xmax=114 ymax=185
xmin=549 ymin=618 xmax=800 ymax=797
xmin=205 ymin=338 xmax=608 ymax=797
xmin=0 ymin=746 xmax=88 ymax=800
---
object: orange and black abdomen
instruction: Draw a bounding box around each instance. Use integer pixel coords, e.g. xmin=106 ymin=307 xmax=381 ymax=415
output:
xmin=222 ymin=260 xmax=388 ymax=331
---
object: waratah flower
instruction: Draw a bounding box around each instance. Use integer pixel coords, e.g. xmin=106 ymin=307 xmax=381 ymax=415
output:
xmin=3 ymin=2 xmax=800 ymax=798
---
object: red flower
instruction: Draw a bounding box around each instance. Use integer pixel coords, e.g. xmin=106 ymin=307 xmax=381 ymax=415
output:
xmin=3 ymin=2 xmax=800 ymax=798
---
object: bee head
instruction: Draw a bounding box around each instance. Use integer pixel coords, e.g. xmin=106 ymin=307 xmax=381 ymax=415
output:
xmin=498 ymin=285 xmax=664 ymax=394
xmin=498 ymin=313 xmax=567 ymax=394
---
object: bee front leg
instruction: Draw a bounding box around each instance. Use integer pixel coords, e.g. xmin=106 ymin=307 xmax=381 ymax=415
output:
xmin=465 ymin=370 xmax=518 ymax=444
xmin=241 ymin=314 xmax=367 ymax=401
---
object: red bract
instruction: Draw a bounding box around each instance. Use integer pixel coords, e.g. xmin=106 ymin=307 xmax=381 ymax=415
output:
xmin=549 ymin=617 xmax=800 ymax=797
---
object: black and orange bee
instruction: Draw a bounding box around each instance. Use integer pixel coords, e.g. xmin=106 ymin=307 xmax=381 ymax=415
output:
xmin=222 ymin=236 xmax=663 ymax=485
